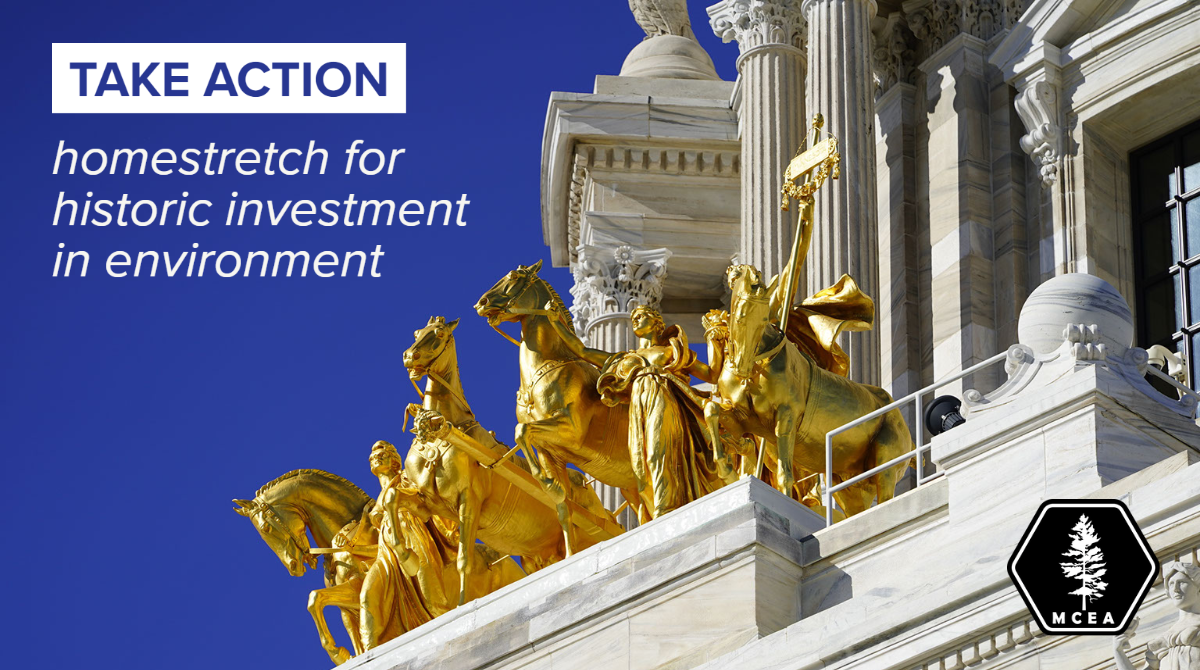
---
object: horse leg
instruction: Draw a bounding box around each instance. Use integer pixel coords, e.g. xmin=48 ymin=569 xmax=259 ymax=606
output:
xmin=307 ymin=579 xmax=361 ymax=665
xmin=542 ymin=453 xmax=579 ymax=555
xmin=705 ymin=400 xmax=735 ymax=482
xmin=515 ymin=413 xmax=583 ymax=553
xmin=774 ymin=406 xmax=797 ymax=496
xmin=870 ymin=409 xmax=915 ymax=505
xmin=456 ymin=486 xmax=481 ymax=606
xmin=341 ymin=606 xmax=364 ymax=657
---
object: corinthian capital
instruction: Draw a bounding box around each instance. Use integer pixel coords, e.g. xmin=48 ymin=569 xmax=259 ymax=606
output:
xmin=873 ymin=13 xmax=917 ymax=98
xmin=569 ymin=245 xmax=672 ymax=336
xmin=708 ymin=0 xmax=807 ymax=52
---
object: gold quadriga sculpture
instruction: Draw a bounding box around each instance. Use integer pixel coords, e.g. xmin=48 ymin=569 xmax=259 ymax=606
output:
xmin=234 ymin=115 xmax=916 ymax=663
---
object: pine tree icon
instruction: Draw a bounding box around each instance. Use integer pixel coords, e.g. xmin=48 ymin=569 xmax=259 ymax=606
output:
xmin=1060 ymin=514 xmax=1108 ymax=610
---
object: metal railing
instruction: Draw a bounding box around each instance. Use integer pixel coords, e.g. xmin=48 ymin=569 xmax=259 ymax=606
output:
xmin=819 ymin=353 xmax=1200 ymax=527
xmin=821 ymin=351 xmax=1009 ymax=527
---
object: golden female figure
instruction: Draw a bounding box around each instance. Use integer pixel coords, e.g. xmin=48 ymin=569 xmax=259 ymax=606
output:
xmin=547 ymin=305 xmax=723 ymax=519
xmin=359 ymin=440 xmax=440 ymax=650
xmin=1116 ymin=561 xmax=1200 ymax=670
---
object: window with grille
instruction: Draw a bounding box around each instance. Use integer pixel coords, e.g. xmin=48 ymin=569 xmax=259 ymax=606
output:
xmin=1132 ymin=119 xmax=1200 ymax=390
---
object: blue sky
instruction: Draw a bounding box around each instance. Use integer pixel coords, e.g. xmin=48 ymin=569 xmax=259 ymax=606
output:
xmin=0 ymin=1 xmax=738 ymax=668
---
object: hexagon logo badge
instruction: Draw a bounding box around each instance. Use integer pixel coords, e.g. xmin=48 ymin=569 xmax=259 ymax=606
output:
xmin=1008 ymin=500 xmax=1158 ymax=635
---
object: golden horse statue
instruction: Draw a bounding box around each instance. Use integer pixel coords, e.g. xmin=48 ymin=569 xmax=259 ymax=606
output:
xmin=234 ymin=469 xmax=374 ymax=664
xmin=475 ymin=261 xmax=646 ymax=552
xmin=704 ymin=267 xmax=914 ymax=516
xmin=697 ymin=113 xmax=914 ymax=517
xmin=234 ymin=466 xmax=522 ymax=664
xmin=360 ymin=440 xmax=525 ymax=632
xmin=398 ymin=316 xmax=612 ymax=601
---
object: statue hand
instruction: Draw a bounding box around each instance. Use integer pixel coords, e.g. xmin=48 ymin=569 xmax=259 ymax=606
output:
xmin=1115 ymin=617 xmax=1139 ymax=652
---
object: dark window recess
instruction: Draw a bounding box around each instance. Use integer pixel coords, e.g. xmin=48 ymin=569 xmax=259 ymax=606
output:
xmin=1132 ymin=119 xmax=1200 ymax=393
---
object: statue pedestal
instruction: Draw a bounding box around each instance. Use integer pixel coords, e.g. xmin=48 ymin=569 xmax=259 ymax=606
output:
xmin=343 ymin=477 xmax=824 ymax=670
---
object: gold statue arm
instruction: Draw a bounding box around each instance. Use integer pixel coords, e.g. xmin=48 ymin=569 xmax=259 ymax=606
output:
xmin=685 ymin=357 xmax=716 ymax=385
xmin=705 ymin=339 xmax=724 ymax=383
xmin=545 ymin=305 xmax=611 ymax=368
xmin=700 ymin=310 xmax=729 ymax=384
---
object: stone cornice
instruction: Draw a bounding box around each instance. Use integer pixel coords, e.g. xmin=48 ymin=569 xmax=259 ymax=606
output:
xmin=542 ymin=91 xmax=738 ymax=267
xmin=903 ymin=0 xmax=1029 ymax=64
xmin=565 ymin=142 xmax=739 ymax=263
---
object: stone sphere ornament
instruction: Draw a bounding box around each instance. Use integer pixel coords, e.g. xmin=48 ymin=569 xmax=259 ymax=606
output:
xmin=619 ymin=35 xmax=719 ymax=80
xmin=1017 ymin=273 xmax=1134 ymax=356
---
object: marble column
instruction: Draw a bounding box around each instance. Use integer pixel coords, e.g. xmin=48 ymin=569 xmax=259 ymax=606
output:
xmin=803 ymin=0 xmax=881 ymax=384
xmin=708 ymin=0 xmax=807 ymax=280
xmin=568 ymin=244 xmax=672 ymax=529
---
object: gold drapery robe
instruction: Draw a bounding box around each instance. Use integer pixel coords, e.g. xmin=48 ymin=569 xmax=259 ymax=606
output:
xmin=596 ymin=327 xmax=723 ymax=517
xmin=359 ymin=479 xmax=457 ymax=647
xmin=785 ymin=274 xmax=874 ymax=377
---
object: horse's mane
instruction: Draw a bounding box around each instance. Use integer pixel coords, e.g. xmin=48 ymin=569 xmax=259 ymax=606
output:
xmin=531 ymin=272 xmax=573 ymax=323
xmin=256 ymin=468 xmax=372 ymax=502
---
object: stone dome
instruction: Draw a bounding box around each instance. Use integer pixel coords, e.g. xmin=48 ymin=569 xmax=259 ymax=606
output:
xmin=619 ymin=35 xmax=719 ymax=80
xmin=1017 ymin=273 xmax=1134 ymax=356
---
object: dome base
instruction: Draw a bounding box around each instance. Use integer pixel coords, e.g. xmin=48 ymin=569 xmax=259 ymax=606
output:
xmin=619 ymin=35 xmax=719 ymax=80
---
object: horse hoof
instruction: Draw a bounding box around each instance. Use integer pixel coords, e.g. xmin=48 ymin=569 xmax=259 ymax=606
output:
xmin=332 ymin=648 xmax=352 ymax=665
xmin=777 ymin=479 xmax=795 ymax=497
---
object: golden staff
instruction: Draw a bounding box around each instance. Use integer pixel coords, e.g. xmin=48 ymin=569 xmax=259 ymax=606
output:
xmin=778 ymin=114 xmax=841 ymax=334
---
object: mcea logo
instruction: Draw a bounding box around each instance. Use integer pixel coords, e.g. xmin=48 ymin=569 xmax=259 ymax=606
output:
xmin=1008 ymin=500 xmax=1158 ymax=635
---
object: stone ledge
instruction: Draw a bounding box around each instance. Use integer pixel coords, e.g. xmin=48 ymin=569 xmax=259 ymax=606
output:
xmin=593 ymin=75 xmax=735 ymax=100
xmin=346 ymin=477 xmax=824 ymax=670
xmin=803 ymin=477 xmax=949 ymax=566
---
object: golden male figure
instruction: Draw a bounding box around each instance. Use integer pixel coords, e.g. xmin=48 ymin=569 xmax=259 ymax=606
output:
xmin=547 ymin=305 xmax=722 ymax=519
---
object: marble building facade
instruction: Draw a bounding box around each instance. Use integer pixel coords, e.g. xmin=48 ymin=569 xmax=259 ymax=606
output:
xmin=542 ymin=0 xmax=1200 ymax=412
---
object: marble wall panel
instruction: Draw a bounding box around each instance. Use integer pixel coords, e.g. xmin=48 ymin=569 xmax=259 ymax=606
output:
xmin=876 ymin=83 xmax=928 ymax=414
xmin=921 ymin=35 xmax=1004 ymax=394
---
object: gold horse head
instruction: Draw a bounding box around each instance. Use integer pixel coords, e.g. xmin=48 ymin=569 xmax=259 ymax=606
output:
xmin=233 ymin=496 xmax=316 ymax=577
xmin=403 ymin=316 xmax=460 ymax=380
xmin=473 ymin=260 xmax=545 ymax=326
xmin=726 ymin=264 xmax=773 ymax=378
